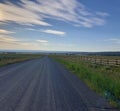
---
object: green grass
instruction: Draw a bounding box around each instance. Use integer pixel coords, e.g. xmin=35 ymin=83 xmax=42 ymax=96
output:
xmin=0 ymin=53 xmax=42 ymax=67
xmin=52 ymin=55 xmax=120 ymax=109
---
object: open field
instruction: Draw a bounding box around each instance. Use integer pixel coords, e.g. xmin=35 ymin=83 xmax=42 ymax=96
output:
xmin=51 ymin=55 xmax=120 ymax=108
xmin=77 ymin=55 xmax=120 ymax=66
xmin=0 ymin=53 xmax=42 ymax=67
xmin=61 ymin=55 xmax=120 ymax=66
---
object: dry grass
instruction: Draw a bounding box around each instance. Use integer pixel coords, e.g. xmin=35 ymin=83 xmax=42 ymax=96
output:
xmin=0 ymin=53 xmax=42 ymax=67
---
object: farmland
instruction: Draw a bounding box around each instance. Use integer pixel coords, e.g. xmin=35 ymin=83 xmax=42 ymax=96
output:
xmin=78 ymin=55 xmax=120 ymax=67
xmin=52 ymin=55 xmax=120 ymax=108
xmin=0 ymin=53 xmax=42 ymax=67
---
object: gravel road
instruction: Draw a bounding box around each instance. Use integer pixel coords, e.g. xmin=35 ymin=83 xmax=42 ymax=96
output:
xmin=0 ymin=56 xmax=118 ymax=111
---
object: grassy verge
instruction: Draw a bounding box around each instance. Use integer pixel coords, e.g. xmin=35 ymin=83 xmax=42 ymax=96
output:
xmin=0 ymin=53 xmax=43 ymax=67
xmin=52 ymin=55 xmax=120 ymax=109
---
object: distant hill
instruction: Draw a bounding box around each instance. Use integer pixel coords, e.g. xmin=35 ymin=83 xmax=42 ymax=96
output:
xmin=68 ymin=52 xmax=120 ymax=56
xmin=0 ymin=50 xmax=120 ymax=56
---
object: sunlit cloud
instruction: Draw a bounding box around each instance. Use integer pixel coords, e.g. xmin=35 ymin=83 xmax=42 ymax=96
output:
xmin=0 ymin=41 xmax=41 ymax=50
xmin=0 ymin=35 xmax=50 ymax=50
xmin=0 ymin=29 xmax=14 ymax=34
xmin=0 ymin=1 xmax=51 ymax=26
xmin=25 ymin=28 xmax=65 ymax=36
xmin=0 ymin=0 xmax=109 ymax=27
xmin=0 ymin=35 xmax=77 ymax=51
xmin=0 ymin=35 xmax=17 ymax=42
xmin=41 ymin=29 xmax=65 ymax=35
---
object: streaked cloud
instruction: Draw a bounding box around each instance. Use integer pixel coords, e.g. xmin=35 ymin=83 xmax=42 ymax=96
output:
xmin=0 ymin=0 xmax=109 ymax=27
xmin=25 ymin=28 xmax=65 ymax=36
xmin=0 ymin=1 xmax=51 ymax=26
xmin=0 ymin=41 xmax=40 ymax=50
xmin=36 ymin=39 xmax=48 ymax=43
xmin=0 ymin=35 xmax=77 ymax=51
xmin=25 ymin=28 xmax=37 ymax=31
xmin=41 ymin=29 xmax=65 ymax=35
xmin=0 ymin=35 xmax=17 ymax=42
xmin=0 ymin=29 xmax=14 ymax=34
xmin=96 ymin=12 xmax=109 ymax=17
xmin=104 ymin=38 xmax=120 ymax=44
xmin=0 ymin=35 xmax=50 ymax=50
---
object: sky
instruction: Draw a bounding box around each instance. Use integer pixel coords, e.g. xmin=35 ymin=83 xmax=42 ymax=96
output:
xmin=0 ymin=0 xmax=120 ymax=52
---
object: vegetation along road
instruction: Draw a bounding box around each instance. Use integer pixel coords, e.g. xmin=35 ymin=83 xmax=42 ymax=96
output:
xmin=0 ymin=56 xmax=118 ymax=111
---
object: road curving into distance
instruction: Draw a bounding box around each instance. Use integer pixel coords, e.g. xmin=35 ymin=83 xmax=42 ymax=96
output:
xmin=0 ymin=56 xmax=118 ymax=111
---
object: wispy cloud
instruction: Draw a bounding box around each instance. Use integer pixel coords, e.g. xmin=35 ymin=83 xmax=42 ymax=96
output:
xmin=0 ymin=35 xmax=16 ymax=42
xmin=0 ymin=35 xmax=49 ymax=50
xmin=0 ymin=0 xmax=109 ymax=27
xmin=0 ymin=29 xmax=14 ymax=34
xmin=0 ymin=1 xmax=51 ymax=26
xmin=36 ymin=39 xmax=48 ymax=43
xmin=0 ymin=34 xmax=77 ymax=51
xmin=25 ymin=28 xmax=65 ymax=36
xmin=25 ymin=28 xmax=37 ymax=31
xmin=96 ymin=12 xmax=109 ymax=17
xmin=104 ymin=38 xmax=120 ymax=44
xmin=41 ymin=29 xmax=65 ymax=35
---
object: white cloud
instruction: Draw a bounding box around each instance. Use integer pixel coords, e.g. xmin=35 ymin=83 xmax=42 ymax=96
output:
xmin=0 ymin=34 xmax=77 ymax=51
xmin=41 ymin=29 xmax=65 ymax=35
xmin=0 ymin=1 xmax=51 ymax=26
xmin=25 ymin=28 xmax=65 ymax=36
xmin=0 ymin=41 xmax=40 ymax=50
xmin=0 ymin=0 xmax=109 ymax=27
xmin=0 ymin=35 xmax=17 ymax=42
xmin=108 ymin=38 xmax=119 ymax=41
xmin=96 ymin=12 xmax=109 ymax=17
xmin=36 ymin=39 xmax=48 ymax=43
xmin=104 ymin=38 xmax=120 ymax=44
xmin=25 ymin=28 xmax=37 ymax=31
xmin=0 ymin=29 xmax=14 ymax=34
xmin=0 ymin=35 xmax=50 ymax=50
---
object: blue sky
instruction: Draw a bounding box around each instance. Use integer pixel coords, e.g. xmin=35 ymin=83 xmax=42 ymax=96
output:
xmin=0 ymin=0 xmax=120 ymax=51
